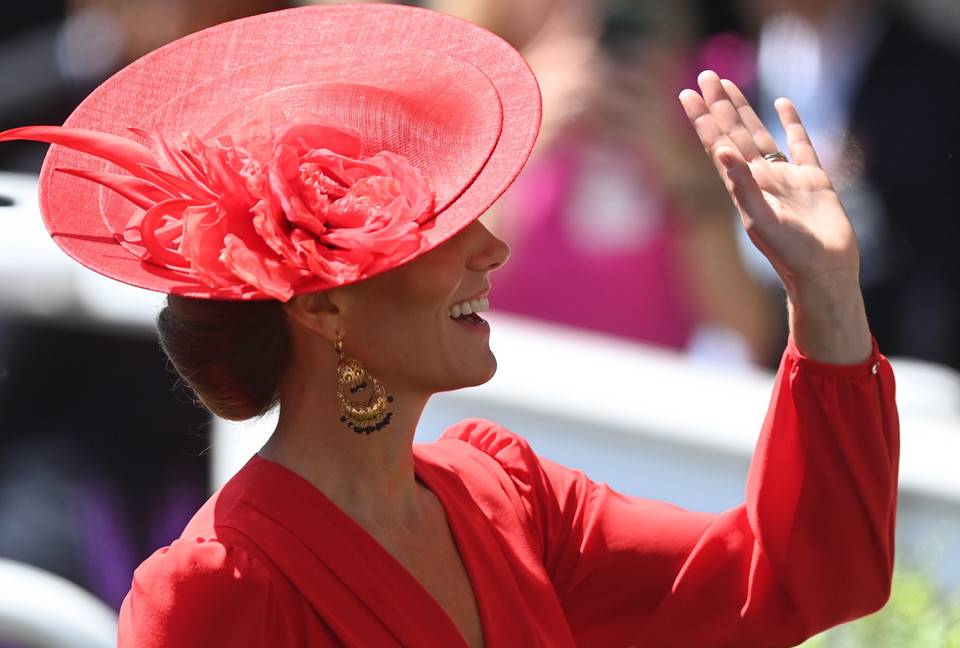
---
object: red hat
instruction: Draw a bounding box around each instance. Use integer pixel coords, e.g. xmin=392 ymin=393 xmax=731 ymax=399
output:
xmin=0 ymin=3 xmax=541 ymax=300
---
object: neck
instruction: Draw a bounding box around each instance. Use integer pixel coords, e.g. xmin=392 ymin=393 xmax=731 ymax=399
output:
xmin=260 ymin=375 xmax=431 ymax=526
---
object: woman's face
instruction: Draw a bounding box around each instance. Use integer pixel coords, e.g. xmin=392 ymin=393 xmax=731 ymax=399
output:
xmin=331 ymin=220 xmax=510 ymax=398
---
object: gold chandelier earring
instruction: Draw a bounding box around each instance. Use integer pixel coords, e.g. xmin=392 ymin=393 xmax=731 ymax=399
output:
xmin=335 ymin=338 xmax=394 ymax=434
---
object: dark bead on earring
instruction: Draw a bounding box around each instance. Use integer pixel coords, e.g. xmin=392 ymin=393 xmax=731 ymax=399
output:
xmin=335 ymin=338 xmax=394 ymax=434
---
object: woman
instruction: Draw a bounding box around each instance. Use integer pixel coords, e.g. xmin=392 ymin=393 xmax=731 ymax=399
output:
xmin=0 ymin=4 xmax=898 ymax=647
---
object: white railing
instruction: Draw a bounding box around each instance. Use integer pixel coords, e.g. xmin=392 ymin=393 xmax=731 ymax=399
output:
xmin=0 ymin=558 xmax=118 ymax=648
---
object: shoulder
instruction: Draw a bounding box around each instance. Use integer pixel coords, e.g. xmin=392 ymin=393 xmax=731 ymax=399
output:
xmin=425 ymin=418 xmax=586 ymax=520
xmin=118 ymin=529 xmax=282 ymax=646
xmin=118 ymin=459 xmax=296 ymax=647
xmin=132 ymin=530 xmax=274 ymax=601
xmin=429 ymin=418 xmax=548 ymax=489
xmin=436 ymin=418 xmax=539 ymax=463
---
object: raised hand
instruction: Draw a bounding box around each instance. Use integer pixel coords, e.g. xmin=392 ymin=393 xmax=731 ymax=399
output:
xmin=679 ymin=71 xmax=872 ymax=364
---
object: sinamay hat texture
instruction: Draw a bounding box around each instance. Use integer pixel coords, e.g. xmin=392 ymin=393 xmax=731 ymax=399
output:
xmin=0 ymin=3 xmax=542 ymax=300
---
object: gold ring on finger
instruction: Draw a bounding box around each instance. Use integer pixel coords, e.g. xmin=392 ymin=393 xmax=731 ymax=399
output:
xmin=763 ymin=151 xmax=789 ymax=163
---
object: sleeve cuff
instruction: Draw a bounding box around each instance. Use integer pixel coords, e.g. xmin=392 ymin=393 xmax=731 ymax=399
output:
xmin=785 ymin=336 xmax=886 ymax=379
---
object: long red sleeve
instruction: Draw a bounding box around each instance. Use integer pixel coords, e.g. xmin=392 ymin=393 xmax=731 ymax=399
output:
xmin=451 ymin=337 xmax=898 ymax=647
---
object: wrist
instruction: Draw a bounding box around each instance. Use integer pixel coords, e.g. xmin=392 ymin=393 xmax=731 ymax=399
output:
xmin=785 ymin=271 xmax=873 ymax=365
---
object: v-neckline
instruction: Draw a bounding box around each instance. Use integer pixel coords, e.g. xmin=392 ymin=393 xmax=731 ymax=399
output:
xmin=234 ymin=446 xmax=563 ymax=647
xmin=412 ymin=443 xmax=564 ymax=648
xmin=241 ymin=453 xmax=475 ymax=645
xmin=412 ymin=453 xmax=489 ymax=646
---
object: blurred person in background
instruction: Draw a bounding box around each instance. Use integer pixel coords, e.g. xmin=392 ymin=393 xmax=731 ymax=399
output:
xmin=0 ymin=0 xmax=75 ymax=172
xmin=734 ymin=0 xmax=960 ymax=371
xmin=0 ymin=0 xmax=287 ymax=172
xmin=430 ymin=0 xmax=783 ymax=367
xmin=0 ymin=322 xmax=211 ymax=611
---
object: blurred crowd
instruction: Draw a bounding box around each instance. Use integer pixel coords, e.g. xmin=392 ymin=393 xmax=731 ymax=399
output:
xmin=1 ymin=0 xmax=958 ymax=368
xmin=428 ymin=0 xmax=960 ymax=372
xmin=0 ymin=0 xmax=959 ymax=616
xmin=5 ymin=0 xmax=959 ymax=371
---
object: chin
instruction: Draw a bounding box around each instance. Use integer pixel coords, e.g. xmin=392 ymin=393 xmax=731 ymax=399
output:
xmin=473 ymin=362 xmax=498 ymax=387
xmin=475 ymin=353 xmax=498 ymax=385
xmin=440 ymin=355 xmax=498 ymax=393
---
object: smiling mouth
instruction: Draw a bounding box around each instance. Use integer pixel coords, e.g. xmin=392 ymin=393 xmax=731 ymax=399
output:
xmin=448 ymin=296 xmax=489 ymax=323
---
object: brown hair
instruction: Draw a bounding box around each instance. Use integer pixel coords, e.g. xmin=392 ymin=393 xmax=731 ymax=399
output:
xmin=156 ymin=295 xmax=290 ymax=421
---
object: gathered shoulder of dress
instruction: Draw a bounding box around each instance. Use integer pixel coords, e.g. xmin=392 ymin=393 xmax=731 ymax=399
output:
xmin=118 ymin=338 xmax=898 ymax=647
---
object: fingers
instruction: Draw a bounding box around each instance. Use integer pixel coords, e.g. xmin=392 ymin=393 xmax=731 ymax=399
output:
xmin=715 ymin=142 xmax=768 ymax=220
xmin=697 ymin=71 xmax=765 ymax=162
xmin=775 ymin=98 xmax=822 ymax=168
xmin=719 ymin=79 xmax=779 ymax=160
xmin=680 ymin=72 xmax=762 ymax=166
xmin=678 ymin=83 xmax=726 ymax=163
xmin=681 ymin=71 xmax=816 ymax=168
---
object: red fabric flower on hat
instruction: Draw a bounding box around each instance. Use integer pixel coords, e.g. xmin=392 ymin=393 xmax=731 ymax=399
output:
xmin=8 ymin=121 xmax=436 ymax=300
xmin=244 ymin=122 xmax=435 ymax=298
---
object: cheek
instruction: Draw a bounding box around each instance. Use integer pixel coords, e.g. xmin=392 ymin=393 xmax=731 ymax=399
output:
xmin=382 ymin=278 xmax=452 ymax=322
xmin=347 ymin=276 xmax=452 ymax=348
xmin=379 ymin=263 xmax=459 ymax=316
xmin=340 ymin=248 xmax=464 ymax=348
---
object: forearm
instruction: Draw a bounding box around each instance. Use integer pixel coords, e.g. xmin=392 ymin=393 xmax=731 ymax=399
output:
xmin=785 ymin=269 xmax=873 ymax=365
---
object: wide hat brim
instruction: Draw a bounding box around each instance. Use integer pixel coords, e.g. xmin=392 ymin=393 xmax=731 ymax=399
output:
xmin=34 ymin=3 xmax=541 ymax=298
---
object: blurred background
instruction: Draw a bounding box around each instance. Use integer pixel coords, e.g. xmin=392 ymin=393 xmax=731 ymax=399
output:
xmin=1 ymin=0 xmax=959 ymax=645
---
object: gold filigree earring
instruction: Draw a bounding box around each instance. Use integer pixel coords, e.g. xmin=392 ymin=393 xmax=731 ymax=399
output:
xmin=335 ymin=338 xmax=394 ymax=434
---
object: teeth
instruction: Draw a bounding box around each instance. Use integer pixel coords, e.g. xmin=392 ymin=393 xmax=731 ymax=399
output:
xmin=449 ymin=296 xmax=489 ymax=318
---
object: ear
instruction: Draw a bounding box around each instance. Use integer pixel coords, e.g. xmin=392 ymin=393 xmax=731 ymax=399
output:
xmin=283 ymin=291 xmax=342 ymax=343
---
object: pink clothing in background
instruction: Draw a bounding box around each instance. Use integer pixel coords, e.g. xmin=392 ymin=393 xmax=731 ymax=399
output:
xmin=492 ymin=133 xmax=695 ymax=349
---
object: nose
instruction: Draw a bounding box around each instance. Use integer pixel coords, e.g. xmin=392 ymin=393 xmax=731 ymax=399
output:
xmin=466 ymin=220 xmax=510 ymax=272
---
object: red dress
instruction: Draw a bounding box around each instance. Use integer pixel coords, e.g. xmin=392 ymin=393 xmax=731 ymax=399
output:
xmin=118 ymin=339 xmax=899 ymax=647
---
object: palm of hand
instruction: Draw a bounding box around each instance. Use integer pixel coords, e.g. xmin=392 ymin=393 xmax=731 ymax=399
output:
xmin=745 ymin=158 xmax=859 ymax=291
